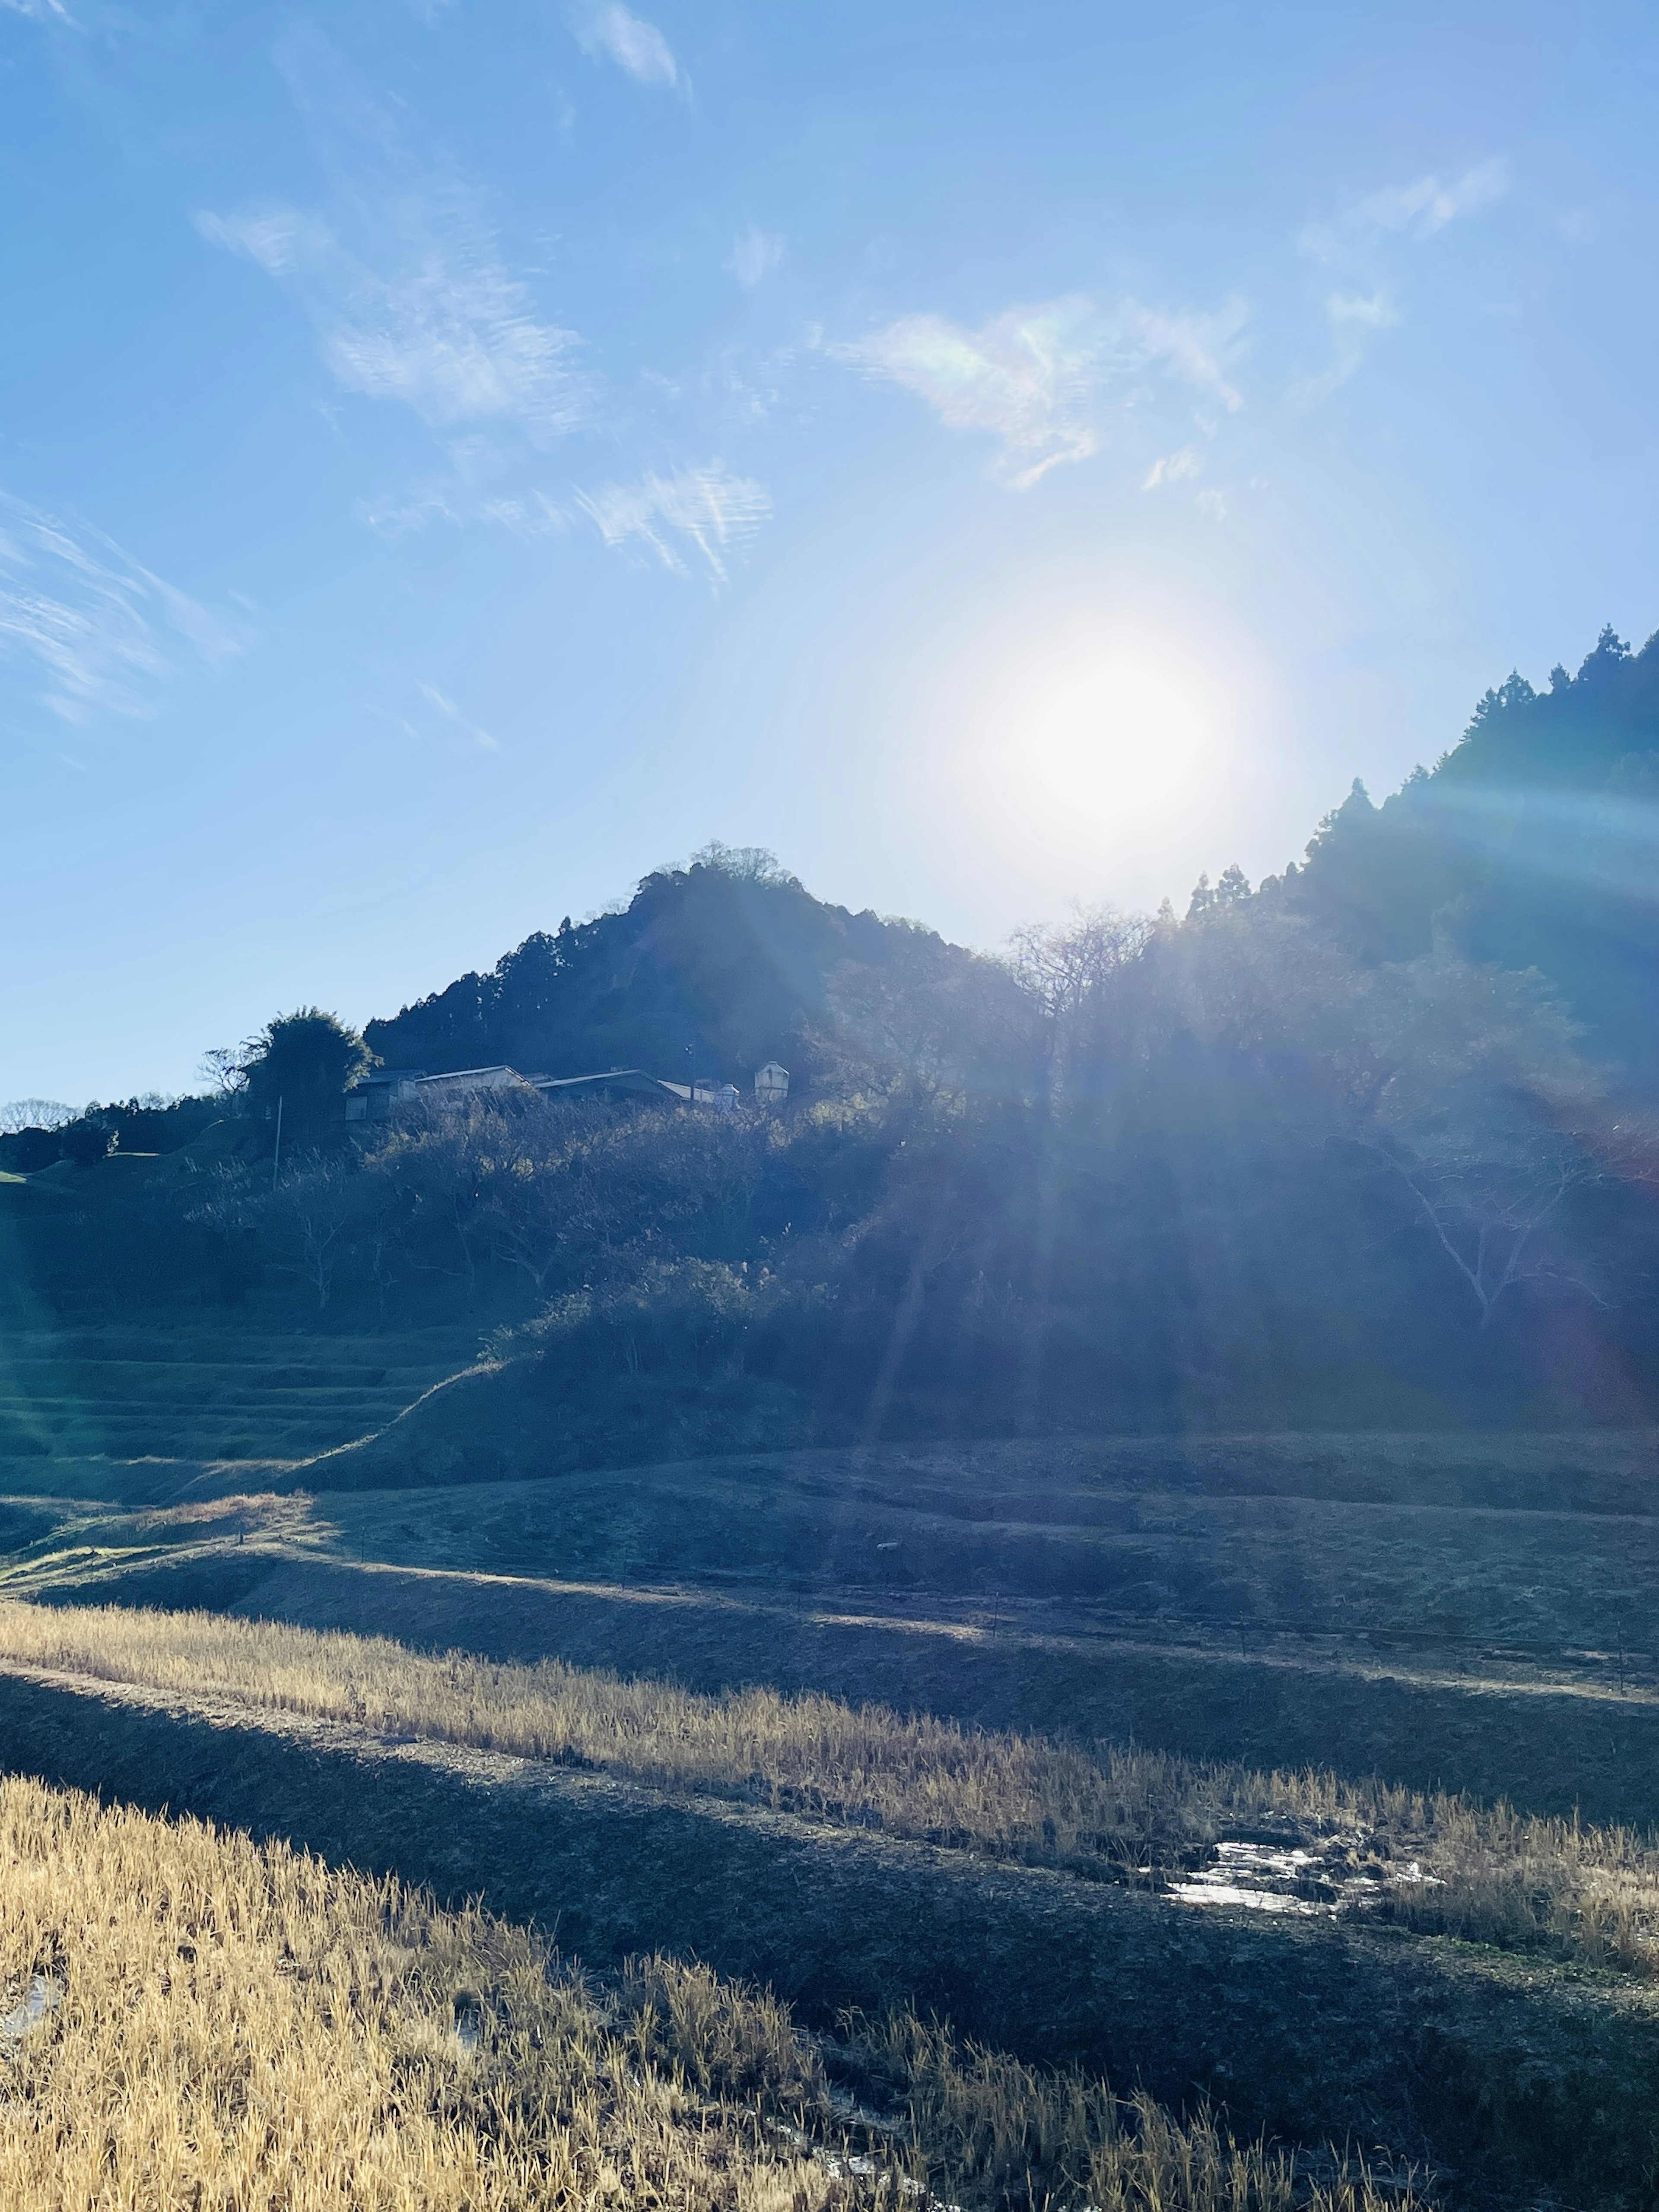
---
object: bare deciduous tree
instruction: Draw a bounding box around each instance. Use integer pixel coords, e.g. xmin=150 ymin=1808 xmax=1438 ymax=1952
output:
xmin=1350 ymin=949 xmax=1609 ymax=1328
xmin=0 ymin=1099 xmax=76 ymax=1135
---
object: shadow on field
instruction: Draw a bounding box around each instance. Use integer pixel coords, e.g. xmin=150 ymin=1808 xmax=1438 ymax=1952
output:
xmin=0 ymin=1659 xmax=1655 ymax=2209
xmin=47 ymin=1543 xmax=1659 ymax=1831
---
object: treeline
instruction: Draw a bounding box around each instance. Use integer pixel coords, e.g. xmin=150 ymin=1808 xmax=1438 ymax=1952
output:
xmin=1279 ymin=623 xmax=1659 ymax=1081
xmin=169 ymin=883 xmax=1659 ymax=1435
xmin=362 ymin=841 xmax=982 ymax=1086
xmin=9 ymin=624 xmax=1659 ymax=1442
xmin=0 ymin=1095 xmax=221 ymax=1174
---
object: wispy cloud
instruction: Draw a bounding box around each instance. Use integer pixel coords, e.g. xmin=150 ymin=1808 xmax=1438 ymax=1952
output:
xmin=0 ymin=495 xmax=240 ymax=723
xmin=571 ymin=1 xmax=678 ymax=86
xmin=420 ymin=681 xmax=497 ymax=749
xmin=1143 ymin=444 xmax=1202 ymax=491
xmin=1308 ymin=160 xmax=1511 ymax=257
xmin=196 ymin=28 xmax=583 ymax=440
xmin=0 ymin=0 xmax=72 ymax=19
xmin=1291 ymin=161 xmax=1507 ymax=405
xmin=576 ymin=462 xmax=770 ymax=582
xmin=198 ymin=203 xmax=582 ymax=435
xmin=728 ymin=227 xmax=785 ymax=287
xmin=1327 ymin=290 xmax=1398 ymax=329
xmin=837 ymin=293 xmax=1246 ymax=489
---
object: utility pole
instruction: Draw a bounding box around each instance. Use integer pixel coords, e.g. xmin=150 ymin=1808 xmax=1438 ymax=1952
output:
xmin=271 ymin=1095 xmax=284 ymax=1192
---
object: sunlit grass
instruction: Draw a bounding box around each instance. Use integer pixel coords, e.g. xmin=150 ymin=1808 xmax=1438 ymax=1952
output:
xmin=0 ymin=1777 xmax=1417 ymax=2211
xmin=0 ymin=1774 xmax=833 ymax=2211
xmin=0 ymin=1597 xmax=1655 ymax=1976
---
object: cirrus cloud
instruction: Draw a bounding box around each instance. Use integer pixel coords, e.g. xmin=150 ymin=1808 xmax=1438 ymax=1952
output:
xmin=836 ymin=293 xmax=1246 ymax=489
xmin=196 ymin=25 xmax=585 ymax=442
xmin=576 ymin=462 xmax=770 ymax=583
xmin=571 ymin=1 xmax=678 ymax=87
xmin=0 ymin=495 xmax=240 ymax=724
xmin=1291 ymin=159 xmax=1508 ymax=406
xmin=728 ymin=227 xmax=785 ymax=288
xmin=197 ymin=201 xmax=583 ymax=436
xmin=1301 ymin=159 xmax=1511 ymax=261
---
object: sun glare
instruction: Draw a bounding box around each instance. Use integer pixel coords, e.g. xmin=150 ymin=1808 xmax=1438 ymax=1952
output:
xmin=952 ymin=615 xmax=1244 ymax=881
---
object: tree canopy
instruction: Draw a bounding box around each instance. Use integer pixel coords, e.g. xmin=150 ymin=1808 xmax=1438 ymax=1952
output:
xmin=238 ymin=1009 xmax=375 ymax=1140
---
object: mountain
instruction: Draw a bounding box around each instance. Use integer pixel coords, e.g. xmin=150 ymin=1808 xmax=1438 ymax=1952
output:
xmin=1283 ymin=625 xmax=1659 ymax=1083
xmin=364 ymin=847 xmax=965 ymax=1086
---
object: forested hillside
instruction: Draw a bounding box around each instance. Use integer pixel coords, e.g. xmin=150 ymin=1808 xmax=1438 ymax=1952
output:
xmin=1284 ymin=624 xmax=1659 ymax=1079
xmin=363 ymin=842 xmax=976 ymax=1086
xmin=7 ymin=626 xmax=1659 ymax=1453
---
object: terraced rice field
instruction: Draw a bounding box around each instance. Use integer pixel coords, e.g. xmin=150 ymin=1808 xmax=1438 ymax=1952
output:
xmin=0 ymin=1327 xmax=477 ymax=1475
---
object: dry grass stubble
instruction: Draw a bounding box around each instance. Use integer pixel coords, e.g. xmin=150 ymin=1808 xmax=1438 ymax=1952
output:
xmin=0 ymin=1598 xmax=1653 ymax=1975
xmin=0 ymin=1779 xmax=1418 ymax=2211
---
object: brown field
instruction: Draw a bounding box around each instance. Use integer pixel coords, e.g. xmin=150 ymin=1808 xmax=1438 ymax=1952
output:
xmin=7 ymin=1417 xmax=1659 ymax=2205
xmin=3 ymin=1595 xmax=1658 ymax=1979
xmin=0 ymin=1773 xmax=1413 ymax=2212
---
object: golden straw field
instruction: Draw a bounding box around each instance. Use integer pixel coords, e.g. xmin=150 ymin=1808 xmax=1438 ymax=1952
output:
xmin=0 ymin=1775 xmax=1416 ymax=2211
xmin=1 ymin=1596 xmax=1658 ymax=1975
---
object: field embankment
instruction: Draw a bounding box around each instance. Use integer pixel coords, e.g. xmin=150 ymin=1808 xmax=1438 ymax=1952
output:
xmin=0 ymin=1323 xmax=479 ymax=1495
xmin=0 ymin=1610 xmax=1657 ymax=2202
xmin=20 ymin=1448 xmax=1659 ymax=1828
xmin=8 ymin=1595 xmax=1659 ymax=1970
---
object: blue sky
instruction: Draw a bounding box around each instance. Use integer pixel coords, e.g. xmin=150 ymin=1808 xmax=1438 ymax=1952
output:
xmin=4 ymin=0 xmax=1658 ymax=1104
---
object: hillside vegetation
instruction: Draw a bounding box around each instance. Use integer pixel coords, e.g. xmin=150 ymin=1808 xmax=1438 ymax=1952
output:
xmin=9 ymin=628 xmax=1659 ymax=1450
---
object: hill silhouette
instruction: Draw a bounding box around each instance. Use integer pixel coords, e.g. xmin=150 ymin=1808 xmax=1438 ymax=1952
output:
xmin=365 ymin=844 xmax=969 ymax=1088
xmin=1285 ymin=624 xmax=1659 ymax=1083
xmin=365 ymin=631 xmax=1659 ymax=1098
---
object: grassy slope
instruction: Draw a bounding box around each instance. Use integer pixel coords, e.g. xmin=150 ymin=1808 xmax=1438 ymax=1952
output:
xmin=0 ymin=1646 xmax=1642 ymax=2206
xmin=2 ymin=1773 xmax=1393 ymax=2212
xmin=9 ymin=1365 xmax=1659 ymax=2202
xmin=0 ymin=1323 xmax=480 ymax=1492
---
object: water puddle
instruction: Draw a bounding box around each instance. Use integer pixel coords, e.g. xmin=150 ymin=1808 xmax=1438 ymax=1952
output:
xmin=1169 ymin=1835 xmax=1441 ymax=1916
xmin=1170 ymin=1840 xmax=1338 ymax=1914
xmin=0 ymin=1974 xmax=60 ymax=2049
xmin=765 ymin=2107 xmax=931 ymax=2201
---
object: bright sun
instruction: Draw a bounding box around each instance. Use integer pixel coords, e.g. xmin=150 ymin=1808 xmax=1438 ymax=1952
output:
xmin=959 ymin=615 xmax=1237 ymax=847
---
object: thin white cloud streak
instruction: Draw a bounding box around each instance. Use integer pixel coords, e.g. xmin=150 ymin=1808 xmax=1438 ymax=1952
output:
xmin=837 ymin=293 xmax=1246 ymax=489
xmin=420 ymin=681 xmax=497 ymax=749
xmin=1290 ymin=161 xmax=1507 ymax=406
xmin=0 ymin=0 xmax=71 ymax=18
xmin=1327 ymin=290 xmax=1398 ymax=329
xmin=571 ymin=1 xmax=677 ymax=86
xmin=1143 ymin=444 xmax=1202 ymax=490
xmin=576 ymin=462 xmax=770 ymax=582
xmin=1352 ymin=159 xmax=1510 ymax=244
xmin=196 ymin=27 xmax=583 ymax=440
xmin=0 ymin=496 xmax=240 ymax=724
xmin=728 ymin=227 xmax=785 ymax=287
xmin=1285 ymin=288 xmax=1404 ymax=407
xmin=197 ymin=203 xmax=583 ymax=435
xmin=1300 ymin=160 xmax=1510 ymax=263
